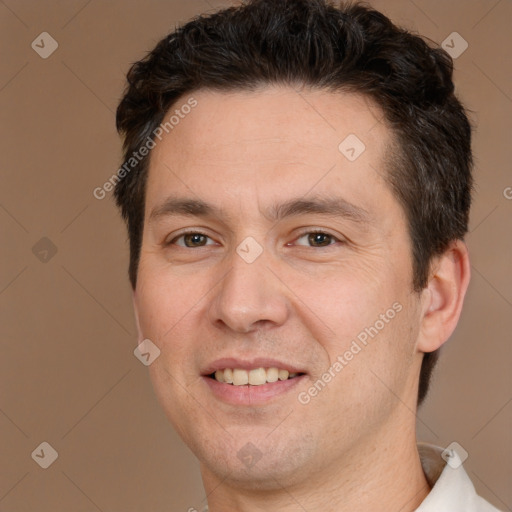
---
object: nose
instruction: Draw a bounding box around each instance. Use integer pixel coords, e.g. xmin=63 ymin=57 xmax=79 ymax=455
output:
xmin=208 ymin=245 xmax=290 ymax=334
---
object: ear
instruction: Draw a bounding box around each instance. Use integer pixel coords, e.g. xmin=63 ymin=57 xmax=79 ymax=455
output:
xmin=417 ymin=240 xmax=471 ymax=353
xmin=132 ymin=289 xmax=144 ymax=344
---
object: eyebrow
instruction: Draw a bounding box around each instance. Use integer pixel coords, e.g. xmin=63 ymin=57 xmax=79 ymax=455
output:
xmin=149 ymin=195 xmax=371 ymax=226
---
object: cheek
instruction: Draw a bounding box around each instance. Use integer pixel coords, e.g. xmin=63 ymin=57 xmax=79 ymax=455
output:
xmin=135 ymin=267 xmax=213 ymax=386
xmin=356 ymin=295 xmax=421 ymax=389
xmin=136 ymin=264 xmax=202 ymax=341
xmin=294 ymin=260 xmax=415 ymax=382
xmin=285 ymin=259 xmax=397 ymax=337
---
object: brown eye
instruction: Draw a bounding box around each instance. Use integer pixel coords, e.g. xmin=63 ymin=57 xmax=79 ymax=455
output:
xmin=308 ymin=232 xmax=332 ymax=247
xmin=183 ymin=233 xmax=208 ymax=247
xmin=168 ymin=232 xmax=214 ymax=248
xmin=295 ymin=231 xmax=338 ymax=247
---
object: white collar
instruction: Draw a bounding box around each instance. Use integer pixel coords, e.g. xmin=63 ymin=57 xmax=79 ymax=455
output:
xmin=415 ymin=442 xmax=501 ymax=511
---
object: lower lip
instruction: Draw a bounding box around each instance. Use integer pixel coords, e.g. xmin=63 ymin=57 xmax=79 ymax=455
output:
xmin=203 ymin=375 xmax=306 ymax=405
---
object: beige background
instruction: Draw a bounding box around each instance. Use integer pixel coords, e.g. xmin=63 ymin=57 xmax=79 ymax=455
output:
xmin=1 ymin=0 xmax=510 ymax=510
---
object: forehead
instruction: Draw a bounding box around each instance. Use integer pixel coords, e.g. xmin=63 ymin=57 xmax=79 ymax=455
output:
xmin=145 ymin=86 xmax=396 ymax=221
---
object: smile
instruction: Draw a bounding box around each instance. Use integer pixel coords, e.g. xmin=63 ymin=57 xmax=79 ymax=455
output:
xmin=211 ymin=367 xmax=303 ymax=386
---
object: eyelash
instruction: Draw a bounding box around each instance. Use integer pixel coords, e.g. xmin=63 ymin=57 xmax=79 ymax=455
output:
xmin=166 ymin=229 xmax=343 ymax=248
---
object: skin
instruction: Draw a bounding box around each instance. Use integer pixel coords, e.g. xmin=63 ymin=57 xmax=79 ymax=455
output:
xmin=132 ymin=86 xmax=471 ymax=511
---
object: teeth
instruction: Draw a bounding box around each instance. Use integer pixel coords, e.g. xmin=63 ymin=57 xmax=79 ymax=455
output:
xmin=278 ymin=369 xmax=289 ymax=381
xmin=249 ymin=368 xmax=267 ymax=385
xmin=233 ymin=369 xmax=249 ymax=386
xmin=212 ymin=367 xmax=301 ymax=386
xmin=224 ymin=368 xmax=233 ymax=384
xmin=266 ymin=367 xmax=279 ymax=383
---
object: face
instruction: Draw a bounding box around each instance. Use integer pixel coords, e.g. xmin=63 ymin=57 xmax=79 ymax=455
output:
xmin=133 ymin=86 xmax=425 ymax=489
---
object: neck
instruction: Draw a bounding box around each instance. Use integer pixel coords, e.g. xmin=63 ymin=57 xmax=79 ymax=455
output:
xmin=201 ymin=420 xmax=430 ymax=512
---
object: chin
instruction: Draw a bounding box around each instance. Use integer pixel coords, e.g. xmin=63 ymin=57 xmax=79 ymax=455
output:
xmin=196 ymin=428 xmax=318 ymax=490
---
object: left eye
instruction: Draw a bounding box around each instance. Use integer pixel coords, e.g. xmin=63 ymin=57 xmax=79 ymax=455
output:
xmin=171 ymin=232 xmax=215 ymax=247
xmin=294 ymin=231 xmax=338 ymax=247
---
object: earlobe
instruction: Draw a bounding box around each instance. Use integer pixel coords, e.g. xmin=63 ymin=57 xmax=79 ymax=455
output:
xmin=132 ymin=290 xmax=144 ymax=344
xmin=417 ymin=240 xmax=471 ymax=353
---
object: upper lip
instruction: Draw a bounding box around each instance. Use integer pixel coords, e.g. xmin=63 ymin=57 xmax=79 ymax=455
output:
xmin=202 ymin=357 xmax=306 ymax=375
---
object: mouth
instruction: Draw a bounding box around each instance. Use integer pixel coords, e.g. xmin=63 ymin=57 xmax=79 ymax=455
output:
xmin=208 ymin=367 xmax=305 ymax=386
xmin=201 ymin=359 xmax=307 ymax=405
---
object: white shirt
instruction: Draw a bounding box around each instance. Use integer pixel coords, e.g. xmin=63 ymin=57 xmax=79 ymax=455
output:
xmin=416 ymin=442 xmax=502 ymax=511
xmin=200 ymin=442 xmax=502 ymax=511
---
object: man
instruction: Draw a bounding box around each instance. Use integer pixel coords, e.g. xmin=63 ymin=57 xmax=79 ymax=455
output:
xmin=114 ymin=0 xmax=501 ymax=510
